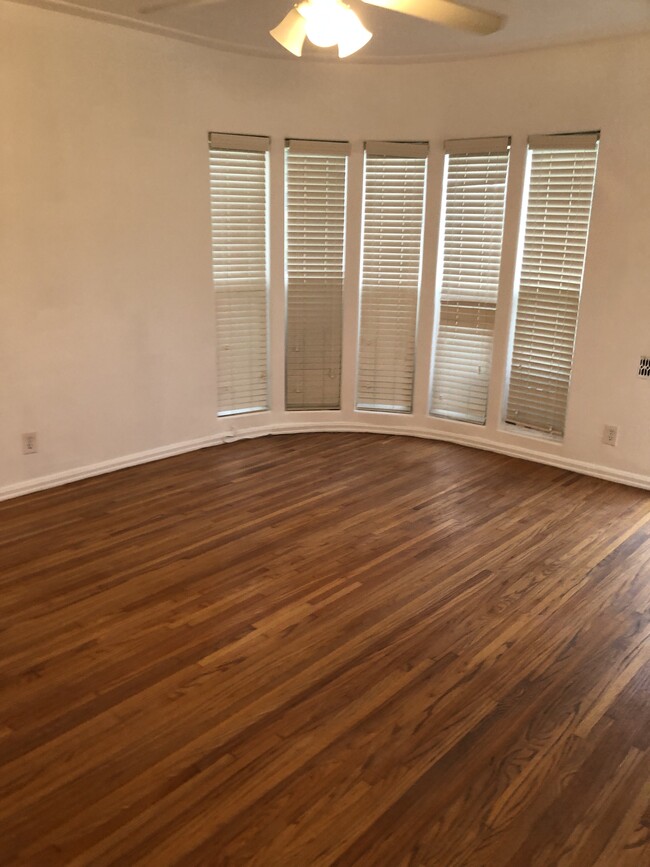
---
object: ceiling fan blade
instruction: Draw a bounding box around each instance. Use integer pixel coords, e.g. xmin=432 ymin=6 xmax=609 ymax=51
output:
xmin=360 ymin=0 xmax=504 ymax=35
xmin=270 ymin=8 xmax=307 ymax=57
xmin=140 ymin=0 xmax=229 ymax=15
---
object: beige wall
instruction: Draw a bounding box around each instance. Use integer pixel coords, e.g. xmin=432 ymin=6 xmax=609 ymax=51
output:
xmin=1 ymin=1 xmax=649 ymax=497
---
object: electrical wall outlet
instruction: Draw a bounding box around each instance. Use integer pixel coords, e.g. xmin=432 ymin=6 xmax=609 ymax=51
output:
xmin=22 ymin=432 xmax=38 ymax=454
xmin=602 ymin=425 xmax=618 ymax=446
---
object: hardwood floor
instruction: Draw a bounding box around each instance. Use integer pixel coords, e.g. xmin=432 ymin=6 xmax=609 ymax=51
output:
xmin=1 ymin=433 xmax=649 ymax=866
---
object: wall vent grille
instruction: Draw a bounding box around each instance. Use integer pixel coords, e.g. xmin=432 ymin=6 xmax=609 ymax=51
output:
xmin=639 ymin=356 xmax=650 ymax=378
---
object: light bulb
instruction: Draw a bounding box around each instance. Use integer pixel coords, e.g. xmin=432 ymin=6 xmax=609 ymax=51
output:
xmin=299 ymin=0 xmax=346 ymax=49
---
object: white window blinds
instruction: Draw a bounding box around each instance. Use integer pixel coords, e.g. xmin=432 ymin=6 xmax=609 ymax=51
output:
xmin=285 ymin=139 xmax=349 ymax=411
xmin=357 ymin=141 xmax=428 ymax=413
xmin=209 ymin=132 xmax=270 ymax=416
xmin=430 ymin=137 xmax=510 ymax=424
xmin=506 ymin=132 xmax=599 ymax=436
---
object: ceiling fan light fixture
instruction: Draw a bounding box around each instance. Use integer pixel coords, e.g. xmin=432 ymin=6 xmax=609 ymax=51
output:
xmin=271 ymin=0 xmax=373 ymax=58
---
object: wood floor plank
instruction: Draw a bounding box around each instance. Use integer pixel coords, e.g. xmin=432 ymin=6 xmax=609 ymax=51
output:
xmin=0 ymin=433 xmax=648 ymax=865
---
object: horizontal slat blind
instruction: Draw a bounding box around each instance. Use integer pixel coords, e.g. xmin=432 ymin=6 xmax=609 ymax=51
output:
xmin=506 ymin=133 xmax=599 ymax=436
xmin=357 ymin=143 xmax=428 ymax=413
xmin=285 ymin=142 xmax=348 ymax=410
xmin=431 ymin=139 xmax=510 ymax=424
xmin=209 ymin=135 xmax=270 ymax=416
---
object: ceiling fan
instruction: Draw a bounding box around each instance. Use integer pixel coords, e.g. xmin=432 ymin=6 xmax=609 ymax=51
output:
xmin=141 ymin=0 xmax=505 ymax=59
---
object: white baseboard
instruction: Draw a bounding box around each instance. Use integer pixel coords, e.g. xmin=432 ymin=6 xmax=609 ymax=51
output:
xmin=1 ymin=422 xmax=648 ymax=502
xmin=0 ymin=434 xmax=223 ymax=502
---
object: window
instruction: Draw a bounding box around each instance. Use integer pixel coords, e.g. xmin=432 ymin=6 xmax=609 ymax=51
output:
xmin=506 ymin=132 xmax=600 ymax=436
xmin=430 ymin=137 xmax=510 ymax=424
xmin=285 ymin=139 xmax=349 ymax=410
xmin=357 ymin=141 xmax=428 ymax=413
xmin=209 ymin=132 xmax=270 ymax=416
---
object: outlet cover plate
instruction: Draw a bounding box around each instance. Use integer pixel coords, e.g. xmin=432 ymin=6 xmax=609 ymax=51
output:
xmin=602 ymin=425 xmax=618 ymax=446
xmin=22 ymin=433 xmax=38 ymax=454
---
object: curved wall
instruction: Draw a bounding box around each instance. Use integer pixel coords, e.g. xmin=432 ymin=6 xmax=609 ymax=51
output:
xmin=1 ymin=1 xmax=649 ymax=498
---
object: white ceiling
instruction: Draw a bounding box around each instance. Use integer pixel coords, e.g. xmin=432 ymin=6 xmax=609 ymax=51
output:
xmin=17 ymin=0 xmax=650 ymax=61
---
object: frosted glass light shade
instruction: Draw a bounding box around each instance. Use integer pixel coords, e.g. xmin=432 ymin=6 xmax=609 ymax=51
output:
xmin=270 ymin=8 xmax=308 ymax=56
xmin=337 ymin=8 xmax=373 ymax=57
